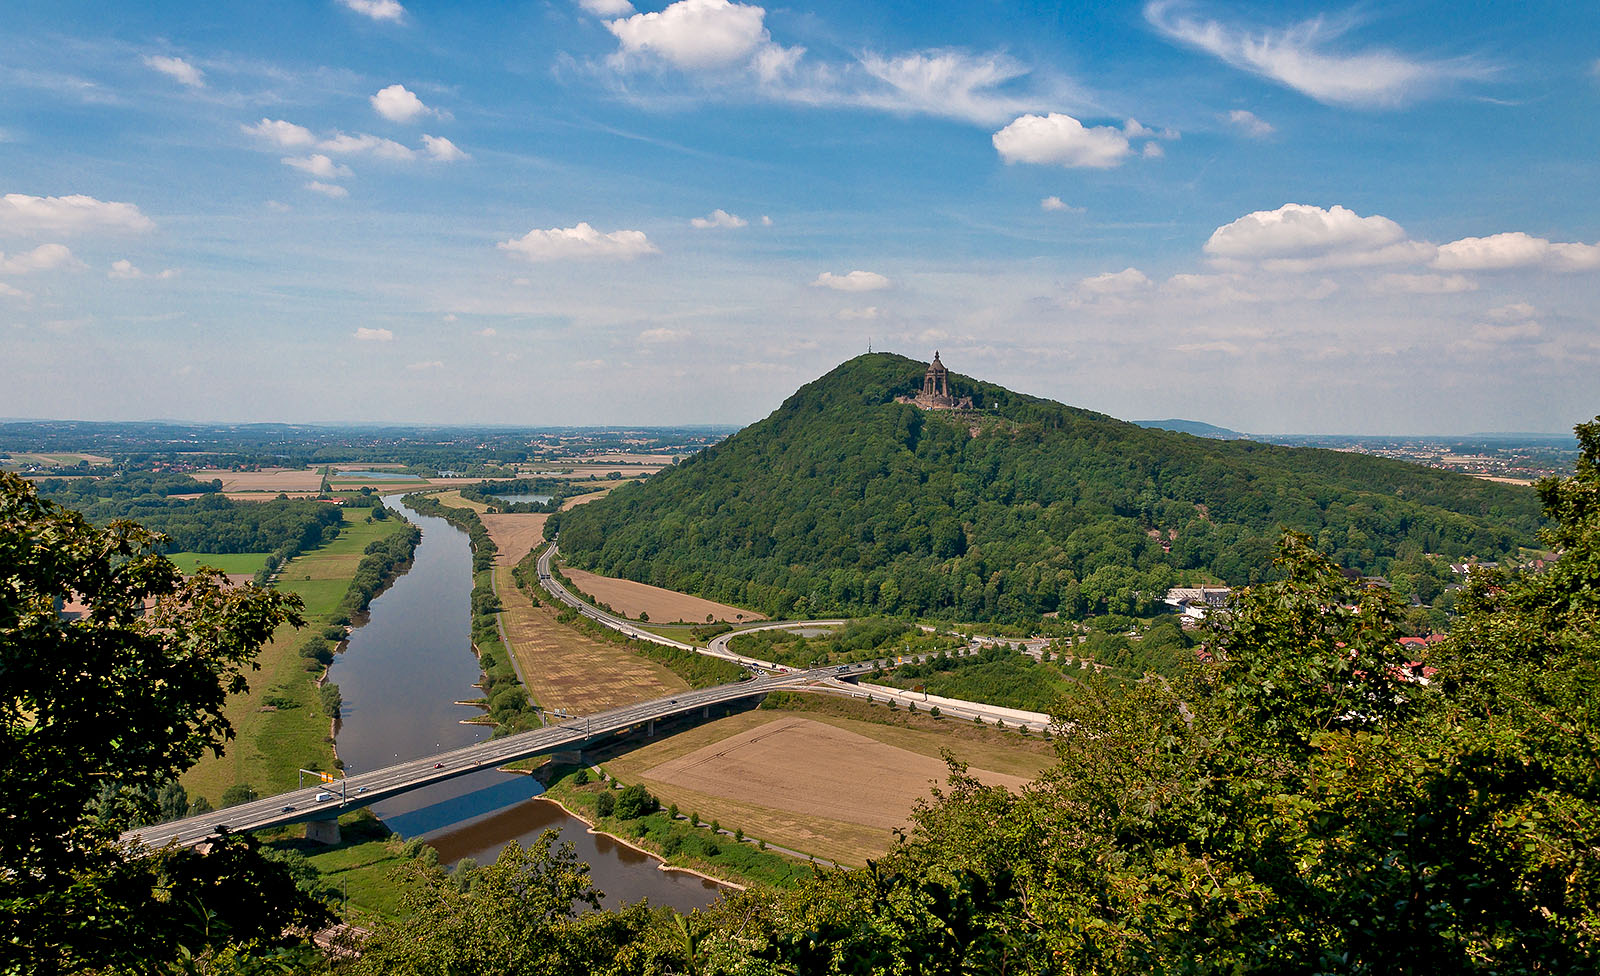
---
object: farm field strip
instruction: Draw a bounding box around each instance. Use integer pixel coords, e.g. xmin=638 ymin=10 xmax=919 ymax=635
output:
xmin=560 ymin=565 xmax=765 ymax=624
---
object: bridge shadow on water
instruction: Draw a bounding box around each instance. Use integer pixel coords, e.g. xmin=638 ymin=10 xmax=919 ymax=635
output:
xmin=377 ymin=772 xmax=545 ymax=839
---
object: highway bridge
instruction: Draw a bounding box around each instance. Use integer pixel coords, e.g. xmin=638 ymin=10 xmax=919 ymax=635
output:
xmin=123 ymin=662 xmax=879 ymax=851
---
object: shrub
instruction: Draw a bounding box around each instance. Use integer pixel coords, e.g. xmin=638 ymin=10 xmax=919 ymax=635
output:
xmin=220 ymin=784 xmax=254 ymax=808
xmin=595 ymin=791 xmax=616 ymax=817
xmin=668 ymin=803 xmax=679 ymax=820
xmin=615 ymin=784 xmax=658 ymax=819
xmin=319 ymin=683 xmax=342 ymax=719
xmin=573 ymin=768 xmax=590 ymax=785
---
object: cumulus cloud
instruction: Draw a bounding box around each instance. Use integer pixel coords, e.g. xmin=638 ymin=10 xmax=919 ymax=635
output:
xmin=354 ymin=327 xmax=394 ymax=341
xmin=1078 ymin=268 xmax=1152 ymax=295
xmin=337 ymin=0 xmax=405 ymax=22
xmin=1225 ymin=108 xmax=1274 ymax=137
xmin=0 ymin=194 xmax=154 ymax=235
xmin=0 ymin=282 xmax=25 ymax=298
xmin=992 ymin=113 xmax=1133 ymax=168
xmin=305 ymin=181 xmax=350 ymax=198
xmin=760 ymin=215 xmax=773 ymax=226
xmin=690 ymin=208 xmax=747 ymax=229
xmin=282 ymin=154 xmax=352 ymax=179
xmin=837 ymin=306 xmax=880 ymax=320
xmin=421 ymin=134 xmax=467 ymax=161
xmin=498 ymin=222 xmax=659 ymax=261
xmin=1144 ymin=0 xmax=1489 ymax=108
xmin=244 ymin=118 xmax=316 ymax=148
xmin=812 ymin=270 xmax=890 ymax=292
xmin=319 ymin=132 xmax=416 ymax=160
xmin=640 ymin=327 xmax=690 ymax=342
xmin=1433 ymin=232 xmax=1600 ymax=272
xmin=108 ymin=258 xmax=177 ymax=280
xmin=475 ymin=326 xmax=496 ymax=336
xmin=0 ymin=244 xmax=80 ymax=274
xmin=608 ymin=0 xmax=773 ymax=70
xmin=143 ymin=55 xmax=204 ymax=88
xmin=406 ymin=360 xmax=444 ymax=370
xmin=371 ymin=84 xmax=433 ymax=122
xmin=1373 ymin=272 xmax=1477 ymax=294
xmin=1040 ymin=196 xmax=1083 ymax=213
xmin=1204 ymin=203 xmax=1432 ymax=272
xmin=580 ymin=0 xmax=635 ymax=14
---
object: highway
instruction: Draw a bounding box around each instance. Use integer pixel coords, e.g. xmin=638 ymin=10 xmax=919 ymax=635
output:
xmin=122 ymin=661 xmax=881 ymax=851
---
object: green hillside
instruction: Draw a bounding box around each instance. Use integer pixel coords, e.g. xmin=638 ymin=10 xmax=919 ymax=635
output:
xmin=554 ymin=353 xmax=1542 ymax=622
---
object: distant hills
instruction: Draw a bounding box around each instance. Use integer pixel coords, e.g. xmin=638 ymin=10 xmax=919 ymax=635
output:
xmin=554 ymin=354 xmax=1542 ymax=623
xmin=1134 ymin=419 xmax=1251 ymax=440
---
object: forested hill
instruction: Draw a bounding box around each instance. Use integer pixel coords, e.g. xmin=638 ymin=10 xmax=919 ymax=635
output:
xmin=553 ymin=353 xmax=1542 ymax=622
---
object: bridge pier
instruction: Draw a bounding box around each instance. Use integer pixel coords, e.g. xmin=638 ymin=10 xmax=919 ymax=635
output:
xmin=550 ymin=748 xmax=584 ymax=767
xmin=304 ymin=818 xmax=341 ymax=845
xmin=646 ymin=718 xmax=655 ymax=736
xmin=702 ymin=705 xmax=709 ymax=719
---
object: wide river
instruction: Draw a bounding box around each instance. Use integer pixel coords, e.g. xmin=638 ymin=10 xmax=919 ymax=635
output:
xmin=325 ymin=496 xmax=725 ymax=912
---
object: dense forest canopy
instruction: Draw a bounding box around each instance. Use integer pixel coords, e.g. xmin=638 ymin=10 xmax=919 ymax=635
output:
xmin=556 ymin=354 xmax=1543 ymax=622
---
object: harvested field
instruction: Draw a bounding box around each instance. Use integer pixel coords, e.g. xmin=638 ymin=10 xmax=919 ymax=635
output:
xmin=194 ymin=468 xmax=323 ymax=492
xmin=562 ymin=565 xmax=763 ymax=624
xmin=492 ymin=565 xmax=688 ymax=715
xmin=222 ymin=491 xmax=321 ymax=500
xmin=427 ymin=489 xmax=494 ymax=514
xmin=558 ymin=484 xmax=636 ymax=510
xmin=481 ymin=512 xmax=548 ymax=566
xmin=608 ymin=711 xmax=1041 ymax=864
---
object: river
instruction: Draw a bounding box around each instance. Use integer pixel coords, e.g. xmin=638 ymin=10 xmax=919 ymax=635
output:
xmin=326 ymin=495 xmax=726 ymax=912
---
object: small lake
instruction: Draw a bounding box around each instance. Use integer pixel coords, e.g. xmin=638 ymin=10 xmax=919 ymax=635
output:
xmin=490 ymin=493 xmax=552 ymax=505
xmin=326 ymin=495 xmax=724 ymax=912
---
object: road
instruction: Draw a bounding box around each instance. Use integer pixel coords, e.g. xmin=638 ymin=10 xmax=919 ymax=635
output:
xmin=123 ymin=662 xmax=881 ymax=851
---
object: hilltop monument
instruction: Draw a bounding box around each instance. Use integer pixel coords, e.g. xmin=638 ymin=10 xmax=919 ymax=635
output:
xmin=897 ymin=351 xmax=974 ymax=411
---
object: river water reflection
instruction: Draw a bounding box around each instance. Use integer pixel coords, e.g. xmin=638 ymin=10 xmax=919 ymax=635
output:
xmin=326 ymin=496 xmax=725 ymax=912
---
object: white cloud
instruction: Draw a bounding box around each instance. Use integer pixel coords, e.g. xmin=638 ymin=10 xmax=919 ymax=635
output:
xmin=760 ymin=215 xmax=773 ymax=226
xmin=992 ymin=113 xmax=1133 ymax=168
xmin=640 ymin=327 xmax=690 ymax=342
xmin=107 ymin=259 xmax=177 ymax=280
xmin=319 ymin=132 xmax=416 ymax=161
xmin=143 ymin=55 xmax=204 ymax=88
xmin=337 ymin=0 xmax=405 ymax=22
xmin=1433 ymin=232 xmax=1600 ymax=272
xmin=1040 ymin=196 xmax=1083 ymax=213
xmin=1488 ymin=302 xmax=1536 ymax=321
xmin=371 ymin=84 xmax=432 ymax=122
xmin=244 ymin=118 xmax=316 ymax=148
xmin=690 ymin=208 xmax=747 ymax=229
xmin=838 ymin=306 xmax=880 ymax=320
xmin=1372 ymin=272 xmax=1476 ymax=294
xmin=580 ymin=0 xmax=635 ymax=14
xmin=406 ymin=360 xmax=444 ymax=370
xmin=1141 ymin=142 xmax=1165 ymax=158
xmin=305 ymin=181 xmax=350 ymax=198
xmin=0 ymin=282 xmax=25 ymax=298
xmin=0 ymin=244 xmax=80 ymax=274
xmin=282 ymin=154 xmax=353 ymax=179
xmin=421 ymin=134 xmax=467 ymax=161
xmin=354 ymin=327 xmax=394 ymax=341
xmin=1077 ymin=267 xmax=1152 ymax=295
xmin=475 ymin=326 xmax=496 ymax=337
xmin=1471 ymin=320 xmax=1543 ymax=343
xmin=498 ymin=222 xmax=660 ymax=261
xmin=1144 ymin=1 xmax=1488 ymax=108
xmin=813 ymin=270 xmax=890 ymax=292
xmin=0 ymin=194 xmax=154 ymax=235
xmin=608 ymin=0 xmax=772 ymax=70
xmin=853 ymin=51 xmax=1044 ymax=126
xmin=1225 ymin=109 xmax=1274 ymax=137
xmin=1204 ymin=203 xmax=1432 ymax=272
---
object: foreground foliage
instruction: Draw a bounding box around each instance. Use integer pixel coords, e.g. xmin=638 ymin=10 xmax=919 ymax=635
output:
xmin=0 ymin=471 xmax=331 ymax=973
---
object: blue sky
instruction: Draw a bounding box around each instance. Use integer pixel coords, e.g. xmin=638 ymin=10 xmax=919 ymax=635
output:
xmin=2 ymin=0 xmax=1596 ymax=433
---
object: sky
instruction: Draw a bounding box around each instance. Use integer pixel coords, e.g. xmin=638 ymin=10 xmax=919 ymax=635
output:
xmin=1 ymin=0 xmax=1596 ymax=434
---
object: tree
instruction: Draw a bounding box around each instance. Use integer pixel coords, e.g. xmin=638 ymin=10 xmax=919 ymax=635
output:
xmin=615 ymin=783 xmax=657 ymax=820
xmin=0 ymin=471 xmax=326 ymax=973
